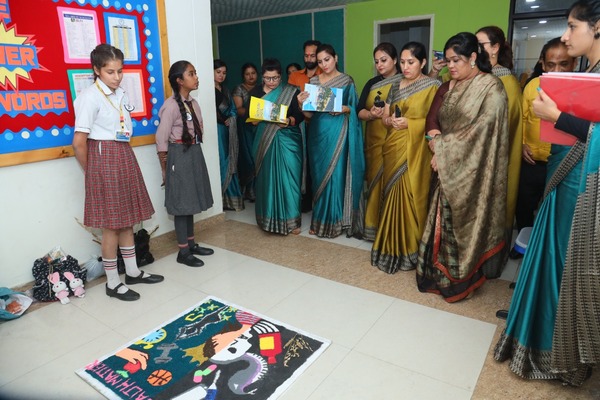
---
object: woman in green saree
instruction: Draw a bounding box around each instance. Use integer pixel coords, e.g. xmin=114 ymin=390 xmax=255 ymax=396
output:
xmin=297 ymin=44 xmax=365 ymax=238
xmin=371 ymin=42 xmax=440 ymax=274
xmin=417 ymin=32 xmax=509 ymax=303
xmin=250 ymin=58 xmax=305 ymax=235
xmin=357 ymin=42 xmax=402 ymax=241
xmin=214 ymin=59 xmax=244 ymax=211
xmin=495 ymin=0 xmax=600 ymax=385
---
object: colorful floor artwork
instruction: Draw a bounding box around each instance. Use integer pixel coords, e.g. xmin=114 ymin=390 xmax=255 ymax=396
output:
xmin=76 ymin=296 xmax=330 ymax=399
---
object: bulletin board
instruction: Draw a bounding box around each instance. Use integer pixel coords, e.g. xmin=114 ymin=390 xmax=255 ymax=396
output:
xmin=0 ymin=0 xmax=169 ymax=167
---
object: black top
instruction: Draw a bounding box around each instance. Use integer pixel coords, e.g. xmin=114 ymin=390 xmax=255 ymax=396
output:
xmin=555 ymin=112 xmax=590 ymax=143
xmin=357 ymin=75 xmax=385 ymax=113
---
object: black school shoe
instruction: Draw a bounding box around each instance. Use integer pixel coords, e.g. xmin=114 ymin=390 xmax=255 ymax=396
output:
xmin=190 ymin=244 xmax=214 ymax=256
xmin=125 ymin=272 xmax=164 ymax=285
xmin=177 ymin=252 xmax=204 ymax=267
xmin=106 ymin=283 xmax=140 ymax=301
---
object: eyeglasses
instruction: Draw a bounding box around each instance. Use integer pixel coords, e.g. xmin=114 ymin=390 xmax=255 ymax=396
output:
xmin=263 ymin=76 xmax=281 ymax=82
xmin=479 ymin=41 xmax=491 ymax=46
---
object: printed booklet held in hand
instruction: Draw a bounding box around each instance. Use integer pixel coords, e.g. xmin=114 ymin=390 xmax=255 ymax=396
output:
xmin=246 ymin=96 xmax=288 ymax=123
xmin=302 ymin=83 xmax=343 ymax=112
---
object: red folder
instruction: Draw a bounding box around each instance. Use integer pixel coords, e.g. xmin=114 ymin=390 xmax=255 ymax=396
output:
xmin=539 ymin=73 xmax=600 ymax=145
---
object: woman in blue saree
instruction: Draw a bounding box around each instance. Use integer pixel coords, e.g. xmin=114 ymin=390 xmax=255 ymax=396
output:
xmin=494 ymin=0 xmax=600 ymax=385
xmin=214 ymin=59 xmax=244 ymax=211
xmin=250 ymin=58 xmax=304 ymax=234
xmin=298 ymin=44 xmax=365 ymax=238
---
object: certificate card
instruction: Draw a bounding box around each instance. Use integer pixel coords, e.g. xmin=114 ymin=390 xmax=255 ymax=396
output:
xmin=104 ymin=13 xmax=141 ymax=63
xmin=57 ymin=7 xmax=100 ymax=63
xmin=302 ymin=83 xmax=343 ymax=112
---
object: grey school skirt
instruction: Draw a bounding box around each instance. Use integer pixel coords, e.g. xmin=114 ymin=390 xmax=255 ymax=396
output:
xmin=165 ymin=142 xmax=214 ymax=216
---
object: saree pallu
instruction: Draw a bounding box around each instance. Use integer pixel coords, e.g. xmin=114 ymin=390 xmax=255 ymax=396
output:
xmin=308 ymin=73 xmax=365 ymax=238
xmin=416 ymin=73 xmax=508 ymax=302
xmin=234 ymin=84 xmax=256 ymax=200
xmin=217 ymin=87 xmax=244 ymax=211
xmin=371 ymin=77 xmax=439 ymax=273
xmin=253 ymin=84 xmax=302 ymax=234
xmin=363 ymin=74 xmax=402 ymax=241
xmin=495 ymin=66 xmax=523 ymax=272
xmin=494 ymin=142 xmax=586 ymax=383
xmin=552 ymin=123 xmax=600 ymax=385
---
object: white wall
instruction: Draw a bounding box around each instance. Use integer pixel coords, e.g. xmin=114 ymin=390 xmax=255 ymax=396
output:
xmin=0 ymin=0 xmax=220 ymax=288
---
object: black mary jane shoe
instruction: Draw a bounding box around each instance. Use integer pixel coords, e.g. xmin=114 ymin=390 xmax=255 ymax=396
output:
xmin=177 ymin=252 xmax=204 ymax=267
xmin=190 ymin=244 xmax=214 ymax=256
xmin=106 ymin=283 xmax=140 ymax=301
xmin=125 ymin=272 xmax=165 ymax=285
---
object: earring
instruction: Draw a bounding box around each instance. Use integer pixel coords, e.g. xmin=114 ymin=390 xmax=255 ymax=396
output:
xmin=471 ymin=61 xmax=475 ymax=69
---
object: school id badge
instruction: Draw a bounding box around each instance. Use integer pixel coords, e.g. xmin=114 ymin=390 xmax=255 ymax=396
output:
xmin=115 ymin=129 xmax=132 ymax=142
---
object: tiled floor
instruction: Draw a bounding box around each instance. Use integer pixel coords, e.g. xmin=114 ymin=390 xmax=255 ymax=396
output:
xmin=1 ymin=205 xmax=598 ymax=399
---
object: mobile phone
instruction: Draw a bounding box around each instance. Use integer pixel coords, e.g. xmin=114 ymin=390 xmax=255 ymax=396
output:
xmin=394 ymin=104 xmax=401 ymax=118
xmin=433 ymin=50 xmax=444 ymax=60
xmin=373 ymin=90 xmax=385 ymax=108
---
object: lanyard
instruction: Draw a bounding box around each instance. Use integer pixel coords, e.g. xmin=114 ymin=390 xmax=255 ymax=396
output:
xmin=95 ymin=81 xmax=126 ymax=132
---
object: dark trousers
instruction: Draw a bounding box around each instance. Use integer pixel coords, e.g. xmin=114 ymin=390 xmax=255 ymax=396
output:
xmin=515 ymin=160 xmax=547 ymax=232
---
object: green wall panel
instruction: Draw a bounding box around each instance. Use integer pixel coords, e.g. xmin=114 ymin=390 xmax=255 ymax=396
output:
xmin=218 ymin=21 xmax=261 ymax=88
xmin=314 ymin=9 xmax=345 ymax=71
xmin=262 ymin=14 xmax=312 ymax=81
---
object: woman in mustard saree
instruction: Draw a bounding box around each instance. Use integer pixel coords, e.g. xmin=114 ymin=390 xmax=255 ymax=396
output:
xmin=476 ymin=26 xmax=523 ymax=274
xmin=357 ymin=42 xmax=402 ymax=241
xmin=371 ymin=42 xmax=440 ymax=273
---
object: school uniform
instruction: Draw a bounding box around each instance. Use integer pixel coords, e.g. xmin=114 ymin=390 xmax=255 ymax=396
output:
xmin=74 ymin=79 xmax=154 ymax=230
xmin=155 ymin=95 xmax=213 ymax=215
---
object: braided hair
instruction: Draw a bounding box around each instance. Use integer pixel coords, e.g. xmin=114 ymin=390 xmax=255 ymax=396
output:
xmin=168 ymin=60 xmax=193 ymax=149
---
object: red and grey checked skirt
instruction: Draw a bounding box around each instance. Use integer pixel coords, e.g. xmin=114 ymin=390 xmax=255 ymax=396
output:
xmin=84 ymin=140 xmax=154 ymax=230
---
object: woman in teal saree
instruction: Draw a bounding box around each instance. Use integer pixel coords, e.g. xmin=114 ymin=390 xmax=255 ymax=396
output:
xmin=214 ymin=59 xmax=244 ymax=211
xmin=250 ymin=58 xmax=304 ymax=234
xmin=298 ymin=44 xmax=365 ymax=238
xmin=494 ymin=0 xmax=600 ymax=385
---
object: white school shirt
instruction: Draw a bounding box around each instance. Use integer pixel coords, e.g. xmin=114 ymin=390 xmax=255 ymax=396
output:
xmin=74 ymin=79 xmax=133 ymax=141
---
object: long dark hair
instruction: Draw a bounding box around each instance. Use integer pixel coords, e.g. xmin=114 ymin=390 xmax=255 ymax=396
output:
xmin=90 ymin=44 xmax=124 ymax=80
xmin=477 ymin=26 xmax=514 ymax=70
xmin=373 ymin=42 xmax=400 ymax=73
xmin=168 ymin=60 xmax=193 ymax=148
xmin=444 ymin=32 xmax=492 ymax=73
xmin=568 ymin=0 xmax=600 ymax=39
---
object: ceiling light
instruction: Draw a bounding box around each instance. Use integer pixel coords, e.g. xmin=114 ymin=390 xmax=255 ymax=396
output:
xmin=531 ymin=5 xmax=540 ymax=8
xmin=531 ymin=35 xmax=537 ymax=38
xmin=539 ymin=20 xmax=547 ymax=24
xmin=526 ymin=0 xmax=535 ymax=2
xmin=522 ymin=26 xmax=529 ymax=29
